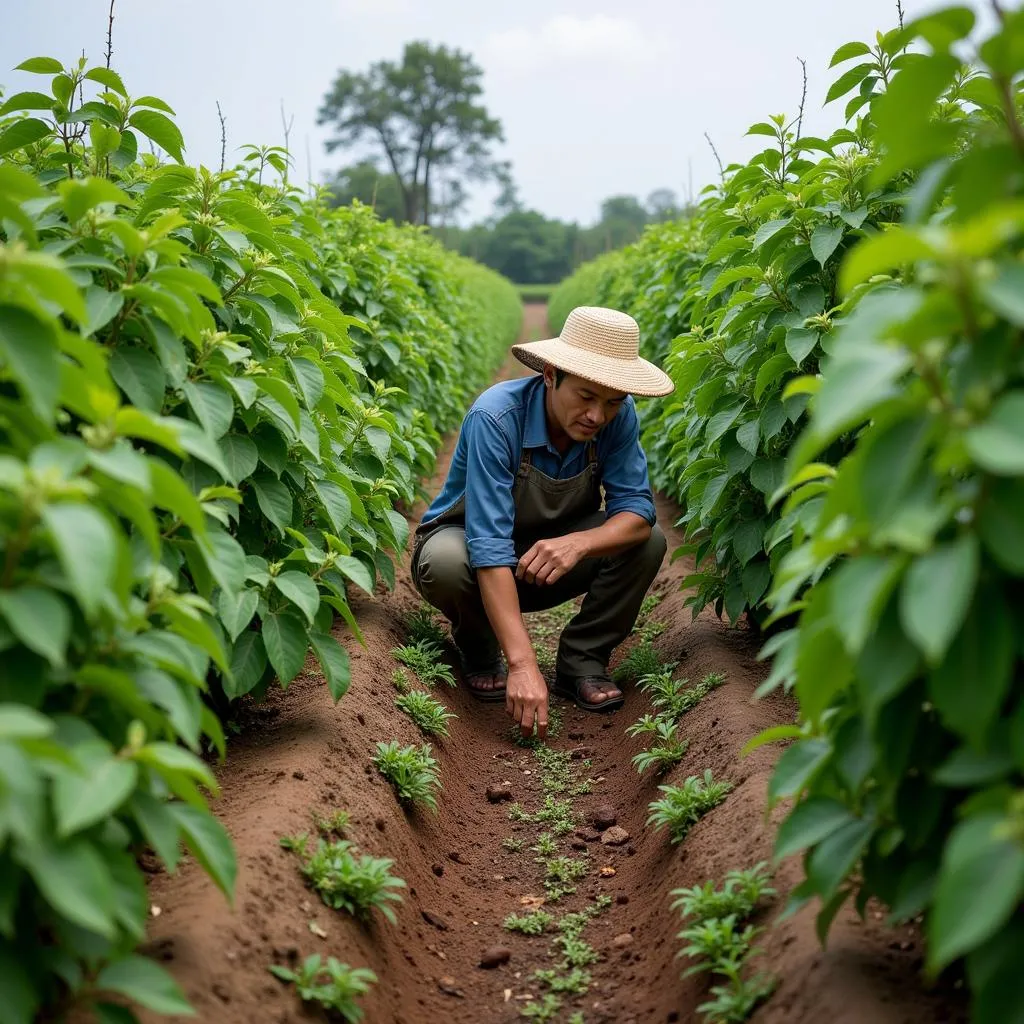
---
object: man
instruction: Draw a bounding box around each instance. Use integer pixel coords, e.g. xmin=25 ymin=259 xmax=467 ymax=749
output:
xmin=411 ymin=305 xmax=674 ymax=739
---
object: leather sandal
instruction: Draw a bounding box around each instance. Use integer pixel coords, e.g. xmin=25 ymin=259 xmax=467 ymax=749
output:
xmin=461 ymin=655 xmax=508 ymax=702
xmin=553 ymin=672 xmax=624 ymax=713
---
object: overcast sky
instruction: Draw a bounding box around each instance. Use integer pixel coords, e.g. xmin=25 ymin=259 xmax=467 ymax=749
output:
xmin=3 ymin=1 xmax=991 ymax=224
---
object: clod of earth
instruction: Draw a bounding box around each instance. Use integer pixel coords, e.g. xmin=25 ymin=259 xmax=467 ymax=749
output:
xmin=487 ymin=782 xmax=514 ymax=803
xmin=570 ymin=746 xmax=594 ymax=760
xmin=612 ymin=933 xmax=633 ymax=948
xmin=478 ymin=946 xmax=512 ymax=969
xmin=591 ymin=804 xmax=617 ymax=830
xmin=600 ymin=826 xmax=630 ymax=846
xmin=438 ymin=976 xmax=465 ymax=998
xmin=431 ymin=863 xmax=444 ymax=877
xmin=421 ymin=909 xmax=449 ymax=931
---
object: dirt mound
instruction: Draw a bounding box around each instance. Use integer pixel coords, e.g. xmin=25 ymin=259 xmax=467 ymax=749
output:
xmin=140 ymin=306 xmax=965 ymax=1024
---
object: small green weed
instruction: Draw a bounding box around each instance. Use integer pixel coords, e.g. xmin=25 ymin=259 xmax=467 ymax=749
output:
xmin=534 ymin=966 xmax=592 ymax=994
xmin=502 ymin=836 xmax=525 ymax=853
xmin=404 ymin=603 xmax=448 ymax=647
xmin=510 ymin=700 xmax=564 ymax=746
xmin=521 ymin=994 xmax=562 ymax=1021
xmin=312 ymin=810 xmax=351 ymax=837
xmin=503 ymin=909 xmax=554 ymax=935
xmin=670 ymin=863 xmax=775 ymax=924
xmin=554 ymin=932 xmax=600 ymax=967
xmin=543 ymin=855 xmax=589 ymax=900
xmin=647 ymin=770 xmax=733 ymax=842
xmin=630 ymin=719 xmax=690 ymax=776
xmin=568 ymin=1013 xmax=586 ymax=1024
xmin=698 ymin=974 xmax=776 ymax=1023
xmin=612 ymin=641 xmax=664 ymax=683
xmin=269 ymin=954 xmax=377 ymax=1022
xmin=279 ymin=832 xmax=311 ymax=856
xmin=391 ymin=668 xmax=411 ymax=692
xmin=295 ymin=839 xmax=405 ymax=922
xmin=637 ymin=619 xmax=668 ymax=642
xmin=394 ymin=689 xmax=457 ymax=736
xmin=372 ymin=740 xmax=441 ymax=811
xmin=531 ymin=832 xmax=559 ymax=858
xmin=391 ymin=641 xmax=456 ymax=687
xmin=637 ymin=593 xmax=662 ymax=621
xmin=533 ymin=795 xmax=577 ymax=836
xmin=678 ymin=915 xmax=759 ymax=978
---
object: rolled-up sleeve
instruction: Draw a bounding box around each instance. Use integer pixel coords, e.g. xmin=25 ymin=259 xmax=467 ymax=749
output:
xmin=463 ymin=410 xmax=519 ymax=569
xmin=602 ymin=402 xmax=656 ymax=525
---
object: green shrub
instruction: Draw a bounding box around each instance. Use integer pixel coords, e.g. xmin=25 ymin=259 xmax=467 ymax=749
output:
xmin=647 ymin=770 xmax=734 ymax=842
xmin=269 ymin=954 xmax=377 ymax=1022
xmin=0 ymin=49 xmax=516 ymax=1021
xmin=372 ymin=740 xmax=441 ymax=811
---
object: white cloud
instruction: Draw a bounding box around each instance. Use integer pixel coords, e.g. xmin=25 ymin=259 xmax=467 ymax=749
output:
xmin=481 ymin=14 xmax=666 ymax=73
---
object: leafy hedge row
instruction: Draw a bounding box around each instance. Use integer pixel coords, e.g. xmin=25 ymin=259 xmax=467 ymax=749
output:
xmin=550 ymin=7 xmax=1024 ymax=1020
xmin=0 ymin=55 xmax=518 ymax=1021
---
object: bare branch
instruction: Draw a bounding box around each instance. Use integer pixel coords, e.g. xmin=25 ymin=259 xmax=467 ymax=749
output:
xmin=897 ymin=0 xmax=905 ymax=29
xmin=991 ymin=0 xmax=1007 ymax=22
xmin=704 ymin=131 xmax=725 ymax=184
xmin=305 ymin=134 xmax=313 ymax=198
xmin=105 ymin=0 xmax=116 ymax=69
xmin=795 ymin=57 xmax=808 ymax=141
xmin=280 ymin=100 xmax=295 ymax=183
xmin=216 ymin=101 xmax=227 ymax=174
xmin=79 ymin=50 xmax=86 ymax=107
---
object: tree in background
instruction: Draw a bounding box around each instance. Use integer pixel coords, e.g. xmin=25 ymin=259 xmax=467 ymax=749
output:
xmin=318 ymin=42 xmax=503 ymax=226
xmin=646 ymin=187 xmax=681 ymax=222
xmin=326 ymin=160 xmax=405 ymax=221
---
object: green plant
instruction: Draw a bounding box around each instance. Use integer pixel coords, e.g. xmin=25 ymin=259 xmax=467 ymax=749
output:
xmin=631 ymin=718 xmax=690 ymax=775
xmin=698 ymin=974 xmax=776 ymax=1024
xmin=294 ymin=838 xmax=405 ymax=923
xmin=269 ymin=954 xmax=377 ymax=1022
xmin=391 ymin=668 xmax=411 ymax=692
xmin=647 ymin=770 xmax=734 ymax=842
xmin=670 ymin=863 xmax=775 ymax=924
xmin=611 ymin=641 xmax=664 ymax=682
xmin=637 ymin=619 xmax=668 ymax=642
xmin=533 ymin=795 xmax=577 ymax=836
xmin=394 ymin=689 xmax=457 ymax=736
xmin=639 ymin=669 xmax=726 ymax=719
xmin=502 ymin=836 xmax=525 ymax=853
xmin=520 ymin=994 xmax=562 ymax=1022
xmin=554 ymin=933 xmax=600 ymax=968
xmin=391 ymin=641 xmax=456 ymax=687
xmin=543 ymin=855 xmax=589 ymax=900
xmin=372 ymin=740 xmax=441 ymax=810
xmin=678 ymin=916 xmax=759 ymax=978
xmin=504 ymin=909 xmax=554 ymax=935
xmin=531 ymin=832 xmax=559 ymax=858
xmin=404 ymin=603 xmax=448 ymax=647
xmin=313 ymin=809 xmax=351 ymax=837
xmin=568 ymin=1013 xmax=586 ymax=1024
xmin=533 ymin=967 xmax=592 ymax=994
xmin=280 ymin=832 xmax=312 ymax=856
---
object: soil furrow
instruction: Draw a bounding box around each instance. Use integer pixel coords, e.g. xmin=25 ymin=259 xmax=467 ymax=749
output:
xmin=141 ymin=305 xmax=964 ymax=1024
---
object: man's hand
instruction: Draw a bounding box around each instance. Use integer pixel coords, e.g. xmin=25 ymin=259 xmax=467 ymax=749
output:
xmin=505 ymin=660 xmax=549 ymax=740
xmin=516 ymin=534 xmax=587 ymax=586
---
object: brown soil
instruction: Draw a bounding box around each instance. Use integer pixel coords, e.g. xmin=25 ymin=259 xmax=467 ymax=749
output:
xmin=141 ymin=304 xmax=966 ymax=1024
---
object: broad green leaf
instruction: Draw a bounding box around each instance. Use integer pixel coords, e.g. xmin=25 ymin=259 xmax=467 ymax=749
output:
xmin=980 ymin=263 xmax=1024 ymax=326
xmin=775 ymin=797 xmax=855 ymax=860
xmin=736 ymin=419 xmax=760 ymax=456
xmin=830 ymin=554 xmax=904 ymax=655
xmin=785 ymin=328 xmax=818 ymax=366
xmin=839 ymin=228 xmax=938 ymax=293
xmin=768 ymin=739 xmax=831 ymax=805
xmin=0 ymin=304 xmax=60 ymax=420
xmin=965 ymin=391 xmax=1024 ymax=475
xmin=808 ymin=817 xmax=874 ymax=897
xmin=810 ymin=223 xmax=844 ymax=267
xmin=226 ymin=631 xmax=267 ymax=698
xmin=53 ymin=751 xmax=138 ymax=838
xmin=825 ymin=61 xmax=874 ymax=104
xmin=128 ymin=109 xmax=185 ymax=163
xmin=15 ymin=56 xmax=65 ymax=73
xmin=41 ymin=503 xmax=116 ymax=618
xmin=900 ymin=536 xmax=979 ymax=664
xmin=978 ymin=478 xmax=1024 ymax=574
xmin=19 ymin=835 xmax=116 ymax=937
xmin=166 ymin=803 xmax=236 ymax=900
xmin=175 ymin=420 xmax=231 ymax=479
xmin=108 ymin=346 xmax=166 ymax=412
xmin=219 ymin=433 xmax=258 ymax=484
xmin=0 ymin=705 xmax=53 ymax=740
xmin=84 ymin=287 xmax=125 ymax=338
xmin=250 ymin=471 xmax=292 ymax=534
xmin=315 ymin=479 xmax=352 ymax=535
xmin=336 ymin=555 xmax=375 ymax=595
xmin=929 ymin=813 xmax=1024 ymax=971
xmin=254 ymin=377 xmax=301 ymax=429
xmin=97 ymin=955 xmax=195 ymax=1016
xmin=310 ymin=631 xmax=351 ymax=702
xmin=0 ymin=118 xmax=52 ymax=156
xmin=59 ymin=177 xmax=131 ymax=223
xmin=272 ymin=571 xmax=320 ymax=625
xmin=218 ymin=589 xmax=259 ymax=643
xmin=0 ymin=587 xmax=70 ymax=667
xmin=288 ymin=356 xmax=325 ymax=409
xmin=829 ymin=40 xmax=872 ymax=66
xmin=262 ymin=610 xmax=308 ymax=685
xmin=182 ymin=381 xmax=235 ymax=439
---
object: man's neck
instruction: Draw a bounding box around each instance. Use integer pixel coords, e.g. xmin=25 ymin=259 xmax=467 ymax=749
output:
xmin=543 ymin=389 xmax=572 ymax=455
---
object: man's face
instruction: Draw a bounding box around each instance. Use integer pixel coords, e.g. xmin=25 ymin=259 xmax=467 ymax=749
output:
xmin=543 ymin=366 xmax=628 ymax=443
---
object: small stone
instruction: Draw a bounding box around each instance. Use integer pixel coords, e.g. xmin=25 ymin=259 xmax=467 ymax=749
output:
xmin=422 ymin=910 xmax=449 ymax=931
xmin=591 ymin=804 xmax=617 ymax=830
xmin=448 ymin=850 xmax=469 ymax=864
xmin=438 ymin=976 xmax=464 ymax=997
xmin=601 ymin=826 xmax=630 ymax=847
xmin=479 ymin=945 xmax=512 ymax=969
xmin=575 ymin=828 xmax=601 ymax=843
xmin=570 ymin=746 xmax=594 ymax=760
xmin=568 ymin=729 xmax=585 ymax=741
xmin=292 ymin=770 xmax=305 ymax=780
xmin=486 ymin=782 xmax=514 ymax=803
xmin=432 ymin=863 xmax=445 ymax=877
xmin=612 ymin=933 xmax=633 ymax=948
xmin=616 ymin=894 xmax=630 ymax=905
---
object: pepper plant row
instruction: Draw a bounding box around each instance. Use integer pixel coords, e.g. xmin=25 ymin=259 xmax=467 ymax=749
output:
xmin=0 ymin=54 xmax=519 ymax=1022
xmin=550 ymin=7 xmax=1024 ymax=1021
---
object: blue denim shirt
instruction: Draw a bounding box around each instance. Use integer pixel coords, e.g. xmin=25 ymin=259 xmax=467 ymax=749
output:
xmin=421 ymin=376 xmax=656 ymax=569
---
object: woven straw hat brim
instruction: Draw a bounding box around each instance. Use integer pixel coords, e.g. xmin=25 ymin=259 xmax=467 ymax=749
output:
xmin=511 ymin=337 xmax=675 ymax=398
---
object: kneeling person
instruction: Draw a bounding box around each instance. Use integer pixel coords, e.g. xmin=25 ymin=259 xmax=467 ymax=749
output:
xmin=411 ymin=306 xmax=675 ymax=739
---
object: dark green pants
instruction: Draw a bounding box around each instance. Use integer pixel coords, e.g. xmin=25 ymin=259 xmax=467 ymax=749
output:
xmin=411 ymin=511 xmax=666 ymax=679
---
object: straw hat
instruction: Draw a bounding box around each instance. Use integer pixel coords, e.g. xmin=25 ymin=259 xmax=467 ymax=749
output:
xmin=511 ymin=306 xmax=674 ymax=398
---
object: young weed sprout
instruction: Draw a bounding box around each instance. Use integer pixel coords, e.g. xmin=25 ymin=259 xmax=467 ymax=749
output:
xmin=394 ymin=690 xmax=457 ymax=737
xmin=391 ymin=640 xmax=456 ymax=687
xmin=269 ymin=954 xmax=377 ymax=1023
xmin=504 ymin=909 xmax=554 ymax=935
xmin=630 ymin=718 xmax=690 ymax=776
xmin=671 ymin=862 xmax=776 ymax=924
xmin=404 ymin=603 xmax=448 ymax=647
xmin=647 ymin=770 xmax=733 ymax=842
xmin=640 ymin=669 xmax=725 ymax=719
xmin=312 ymin=809 xmax=351 ymax=838
xmin=294 ymin=839 xmax=406 ymax=923
xmin=373 ymin=741 xmax=441 ymax=811
xmin=612 ymin=640 xmax=665 ymax=683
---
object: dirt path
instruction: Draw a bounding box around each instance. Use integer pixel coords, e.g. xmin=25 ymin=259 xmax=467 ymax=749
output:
xmin=142 ymin=304 xmax=964 ymax=1024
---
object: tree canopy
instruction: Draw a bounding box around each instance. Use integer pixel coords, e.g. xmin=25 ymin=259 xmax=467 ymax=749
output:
xmin=318 ymin=42 xmax=503 ymax=226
